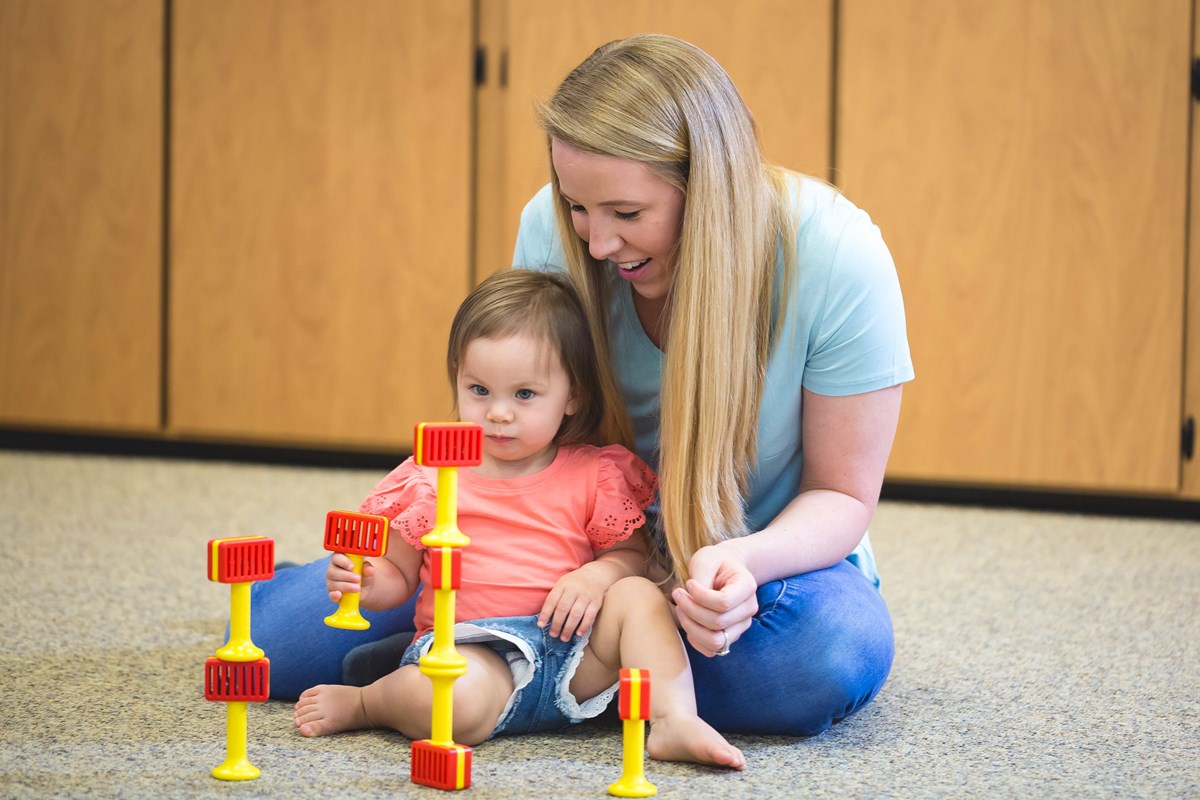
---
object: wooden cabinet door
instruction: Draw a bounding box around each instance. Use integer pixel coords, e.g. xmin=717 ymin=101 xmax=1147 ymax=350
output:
xmin=840 ymin=0 xmax=1191 ymax=494
xmin=477 ymin=0 xmax=833 ymax=282
xmin=170 ymin=0 xmax=473 ymax=450
xmin=1185 ymin=5 xmax=1200 ymax=501
xmin=0 ymin=0 xmax=163 ymax=433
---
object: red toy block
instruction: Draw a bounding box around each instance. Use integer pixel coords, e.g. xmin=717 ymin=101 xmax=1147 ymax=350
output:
xmin=415 ymin=423 xmax=483 ymax=467
xmin=411 ymin=740 xmax=472 ymax=790
xmin=429 ymin=547 xmax=462 ymax=590
xmin=323 ymin=511 xmax=389 ymax=557
xmin=617 ymin=668 xmax=651 ymax=721
xmin=208 ymin=537 xmax=275 ymax=584
xmin=204 ymin=658 xmax=270 ymax=703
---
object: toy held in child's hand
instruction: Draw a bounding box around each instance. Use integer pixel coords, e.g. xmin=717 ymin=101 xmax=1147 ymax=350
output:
xmin=204 ymin=657 xmax=270 ymax=780
xmin=410 ymin=422 xmax=483 ymax=791
xmin=322 ymin=510 xmax=390 ymax=630
xmin=208 ymin=536 xmax=274 ymax=661
xmin=609 ymin=668 xmax=657 ymax=797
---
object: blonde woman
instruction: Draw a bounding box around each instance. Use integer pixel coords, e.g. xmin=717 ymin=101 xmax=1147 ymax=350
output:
xmin=512 ymin=34 xmax=914 ymax=735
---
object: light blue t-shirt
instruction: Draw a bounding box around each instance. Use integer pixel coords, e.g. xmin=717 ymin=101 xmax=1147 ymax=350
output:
xmin=512 ymin=174 xmax=914 ymax=588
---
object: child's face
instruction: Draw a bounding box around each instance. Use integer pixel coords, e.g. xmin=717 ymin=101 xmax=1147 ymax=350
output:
xmin=456 ymin=333 xmax=578 ymax=478
xmin=551 ymin=138 xmax=684 ymax=306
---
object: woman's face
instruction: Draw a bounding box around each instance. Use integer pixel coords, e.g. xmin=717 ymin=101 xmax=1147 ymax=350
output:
xmin=551 ymin=139 xmax=684 ymax=304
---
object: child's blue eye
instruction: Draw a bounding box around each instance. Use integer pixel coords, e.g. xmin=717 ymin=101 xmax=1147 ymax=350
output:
xmin=469 ymin=384 xmax=489 ymax=397
xmin=515 ymin=389 xmax=535 ymax=400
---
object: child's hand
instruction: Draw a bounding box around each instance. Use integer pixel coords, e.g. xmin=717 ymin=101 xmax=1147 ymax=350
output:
xmin=537 ymin=568 xmax=609 ymax=642
xmin=325 ymin=553 xmax=374 ymax=603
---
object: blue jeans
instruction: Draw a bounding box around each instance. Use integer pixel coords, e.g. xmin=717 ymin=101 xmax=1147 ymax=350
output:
xmin=250 ymin=557 xmax=892 ymax=737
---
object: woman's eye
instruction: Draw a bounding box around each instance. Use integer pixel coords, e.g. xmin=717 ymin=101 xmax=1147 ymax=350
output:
xmin=569 ymin=204 xmax=586 ymax=214
xmin=515 ymin=389 xmax=535 ymax=400
xmin=469 ymin=384 xmax=488 ymax=397
xmin=615 ymin=210 xmax=641 ymax=221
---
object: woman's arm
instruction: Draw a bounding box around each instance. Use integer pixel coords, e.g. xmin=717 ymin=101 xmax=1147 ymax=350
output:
xmin=672 ymin=385 xmax=903 ymax=655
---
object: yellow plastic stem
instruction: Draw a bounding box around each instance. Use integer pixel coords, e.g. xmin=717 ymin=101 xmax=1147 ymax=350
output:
xmin=422 ymin=467 xmax=470 ymax=548
xmin=325 ymin=553 xmax=370 ymax=630
xmin=608 ymin=719 xmax=657 ymax=797
xmin=212 ymin=701 xmax=259 ymax=781
xmin=217 ymin=582 xmax=264 ymax=662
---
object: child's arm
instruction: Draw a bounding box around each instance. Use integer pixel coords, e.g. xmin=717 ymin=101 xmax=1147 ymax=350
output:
xmin=537 ymin=530 xmax=650 ymax=642
xmin=326 ymin=536 xmax=423 ymax=611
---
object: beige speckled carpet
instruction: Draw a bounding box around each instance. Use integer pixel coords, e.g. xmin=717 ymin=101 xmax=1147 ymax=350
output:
xmin=1 ymin=450 xmax=1197 ymax=799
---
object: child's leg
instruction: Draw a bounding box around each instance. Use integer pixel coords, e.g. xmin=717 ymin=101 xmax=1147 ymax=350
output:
xmin=294 ymin=643 xmax=515 ymax=745
xmin=569 ymin=577 xmax=745 ymax=769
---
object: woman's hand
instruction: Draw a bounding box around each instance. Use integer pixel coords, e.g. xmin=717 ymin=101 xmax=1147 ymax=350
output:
xmin=671 ymin=543 xmax=759 ymax=657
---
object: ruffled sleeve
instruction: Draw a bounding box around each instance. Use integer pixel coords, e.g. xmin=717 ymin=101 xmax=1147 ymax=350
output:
xmin=357 ymin=458 xmax=437 ymax=550
xmin=586 ymin=445 xmax=658 ymax=551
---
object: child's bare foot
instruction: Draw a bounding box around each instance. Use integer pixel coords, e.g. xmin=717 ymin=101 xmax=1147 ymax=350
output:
xmin=293 ymin=684 xmax=370 ymax=737
xmin=647 ymin=714 xmax=746 ymax=770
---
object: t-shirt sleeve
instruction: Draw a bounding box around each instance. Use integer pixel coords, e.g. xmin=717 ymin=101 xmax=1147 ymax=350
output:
xmin=357 ymin=459 xmax=437 ymax=550
xmin=801 ymin=200 xmax=915 ymax=396
xmin=586 ymin=445 xmax=658 ymax=551
xmin=512 ymin=183 xmax=568 ymax=273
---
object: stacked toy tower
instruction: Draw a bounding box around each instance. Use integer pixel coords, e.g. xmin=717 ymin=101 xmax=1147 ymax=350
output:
xmin=204 ymin=536 xmax=274 ymax=780
xmin=410 ymin=422 xmax=483 ymax=791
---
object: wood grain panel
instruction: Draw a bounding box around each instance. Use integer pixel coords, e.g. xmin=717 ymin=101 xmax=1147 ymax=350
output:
xmin=1184 ymin=6 xmax=1200 ymax=500
xmin=170 ymin=0 xmax=472 ymax=449
xmin=0 ymin=0 xmax=162 ymax=432
xmin=477 ymin=0 xmax=832 ymax=280
xmin=841 ymin=0 xmax=1189 ymax=493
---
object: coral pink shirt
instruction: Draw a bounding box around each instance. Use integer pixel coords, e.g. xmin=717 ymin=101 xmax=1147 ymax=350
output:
xmin=359 ymin=444 xmax=657 ymax=637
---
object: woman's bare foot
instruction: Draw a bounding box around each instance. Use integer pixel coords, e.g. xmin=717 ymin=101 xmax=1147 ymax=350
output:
xmin=293 ymin=684 xmax=371 ymax=737
xmin=647 ymin=714 xmax=746 ymax=769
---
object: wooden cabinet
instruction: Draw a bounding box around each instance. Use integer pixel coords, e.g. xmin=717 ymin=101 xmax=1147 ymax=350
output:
xmin=476 ymin=0 xmax=834 ymax=280
xmin=0 ymin=0 xmax=163 ymax=433
xmin=838 ymin=0 xmax=1193 ymax=496
xmin=169 ymin=0 xmax=473 ymax=450
xmin=1185 ymin=8 xmax=1200 ymax=501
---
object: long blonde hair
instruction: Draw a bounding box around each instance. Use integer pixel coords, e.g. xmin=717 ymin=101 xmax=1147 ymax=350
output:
xmin=537 ymin=34 xmax=796 ymax=582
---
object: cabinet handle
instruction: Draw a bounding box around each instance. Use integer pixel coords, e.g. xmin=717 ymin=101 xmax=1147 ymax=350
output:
xmin=1184 ymin=417 xmax=1196 ymax=461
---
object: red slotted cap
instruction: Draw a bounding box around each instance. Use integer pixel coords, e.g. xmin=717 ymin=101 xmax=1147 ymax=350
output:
xmin=204 ymin=657 xmax=270 ymax=702
xmin=323 ymin=511 xmax=389 ymax=556
xmin=414 ymin=423 xmax=483 ymax=467
xmin=207 ymin=537 xmax=275 ymax=583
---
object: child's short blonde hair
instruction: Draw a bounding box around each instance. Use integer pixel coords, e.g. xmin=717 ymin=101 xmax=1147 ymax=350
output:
xmin=446 ymin=269 xmax=604 ymax=446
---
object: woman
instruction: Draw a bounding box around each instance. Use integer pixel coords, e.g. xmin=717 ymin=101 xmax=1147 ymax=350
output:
xmin=252 ymin=33 xmax=912 ymax=738
xmin=512 ymin=33 xmax=913 ymax=735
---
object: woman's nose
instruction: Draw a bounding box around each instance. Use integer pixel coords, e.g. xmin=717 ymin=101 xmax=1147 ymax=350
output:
xmin=586 ymin=221 xmax=623 ymax=262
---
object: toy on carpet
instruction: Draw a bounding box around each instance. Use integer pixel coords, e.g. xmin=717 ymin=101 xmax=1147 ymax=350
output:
xmin=410 ymin=421 xmax=483 ymax=790
xmin=205 ymin=535 xmax=274 ymax=780
xmin=609 ymin=668 xmax=657 ymax=797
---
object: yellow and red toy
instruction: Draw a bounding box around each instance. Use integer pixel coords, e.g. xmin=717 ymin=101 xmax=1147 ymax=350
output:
xmin=204 ymin=656 xmax=270 ymax=780
xmin=322 ymin=510 xmax=390 ymax=630
xmin=205 ymin=535 xmax=275 ymax=780
xmin=410 ymin=421 xmax=483 ymax=791
xmin=208 ymin=535 xmax=274 ymax=662
xmin=609 ymin=668 xmax=657 ymax=797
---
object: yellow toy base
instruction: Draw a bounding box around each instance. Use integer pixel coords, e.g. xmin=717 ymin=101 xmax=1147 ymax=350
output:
xmin=214 ymin=641 xmax=265 ymax=662
xmin=212 ymin=758 xmax=260 ymax=781
xmin=608 ymin=775 xmax=657 ymax=797
xmin=324 ymin=611 xmax=370 ymax=630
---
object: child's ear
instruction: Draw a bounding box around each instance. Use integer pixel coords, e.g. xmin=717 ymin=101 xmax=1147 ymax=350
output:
xmin=565 ymin=395 xmax=579 ymax=416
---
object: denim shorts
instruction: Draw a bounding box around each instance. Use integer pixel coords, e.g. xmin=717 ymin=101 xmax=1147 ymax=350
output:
xmin=400 ymin=615 xmax=619 ymax=738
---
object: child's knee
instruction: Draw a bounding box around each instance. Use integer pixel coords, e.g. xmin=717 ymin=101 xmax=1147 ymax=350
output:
xmin=605 ymin=576 xmax=667 ymax=615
